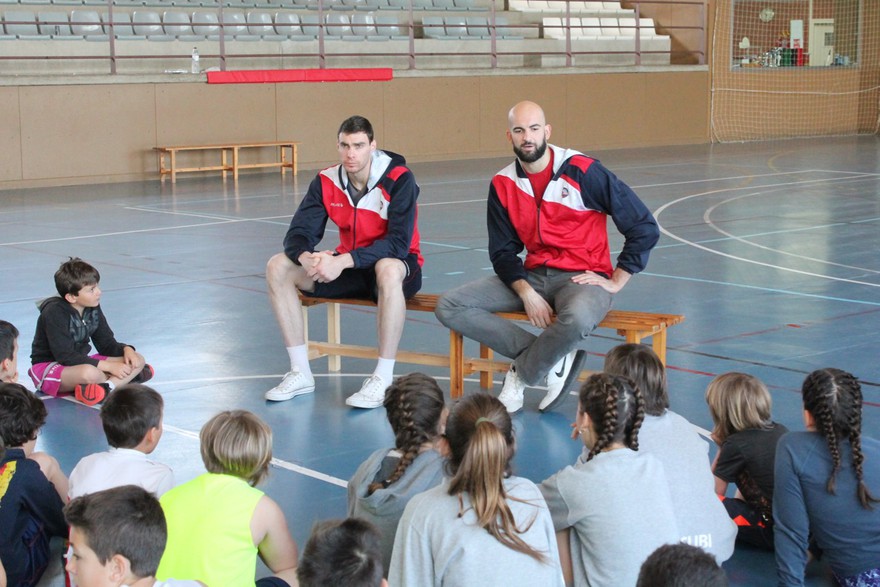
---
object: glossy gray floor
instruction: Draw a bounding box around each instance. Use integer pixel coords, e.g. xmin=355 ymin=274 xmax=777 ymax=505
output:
xmin=3 ymin=135 xmax=879 ymax=586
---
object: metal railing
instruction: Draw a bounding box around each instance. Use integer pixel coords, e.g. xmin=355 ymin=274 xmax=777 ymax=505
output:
xmin=0 ymin=0 xmax=706 ymax=74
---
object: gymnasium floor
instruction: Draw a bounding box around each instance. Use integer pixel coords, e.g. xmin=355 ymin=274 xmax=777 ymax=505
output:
xmin=3 ymin=134 xmax=879 ymax=586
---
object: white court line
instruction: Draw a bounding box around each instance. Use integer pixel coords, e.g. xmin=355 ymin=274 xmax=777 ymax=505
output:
xmin=655 ymin=174 xmax=880 ymax=288
xmin=0 ymin=219 xmax=238 ymax=247
xmin=702 ymin=184 xmax=880 ymax=275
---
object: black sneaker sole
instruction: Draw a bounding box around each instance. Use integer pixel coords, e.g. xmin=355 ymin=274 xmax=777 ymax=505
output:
xmin=539 ymin=350 xmax=587 ymax=413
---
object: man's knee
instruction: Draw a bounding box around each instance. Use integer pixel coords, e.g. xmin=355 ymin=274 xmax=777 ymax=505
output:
xmin=434 ymin=293 xmax=457 ymax=325
xmin=374 ymin=258 xmax=406 ymax=290
xmin=267 ymin=252 xmax=295 ymax=277
xmin=267 ymin=253 xmax=303 ymax=287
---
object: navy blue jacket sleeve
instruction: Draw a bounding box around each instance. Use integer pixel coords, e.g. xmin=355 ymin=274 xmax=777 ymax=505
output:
xmin=283 ymin=174 xmax=330 ymax=265
xmin=90 ymin=306 xmax=129 ymax=359
xmin=350 ymin=168 xmax=419 ymax=269
xmin=487 ymin=181 xmax=528 ymax=287
xmin=581 ymin=161 xmax=659 ymax=275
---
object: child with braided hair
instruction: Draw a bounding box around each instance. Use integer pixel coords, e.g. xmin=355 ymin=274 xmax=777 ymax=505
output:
xmin=389 ymin=392 xmax=563 ymax=586
xmin=347 ymin=372 xmax=447 ymax=574
xmin=774 ymin=368 xmax=880 ymax=587
xmin=539 ymin=373 xmax=679 ymax=587
xmin=705 ymin=372 xmax=788 ymax=550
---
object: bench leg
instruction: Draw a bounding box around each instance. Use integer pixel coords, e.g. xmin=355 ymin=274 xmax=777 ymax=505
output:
xmin=292 ymin=143 xmax=298 ymax=176
xmin=221 ymin=148 xmax=228 ymax=182
xmin=480 ymin=344 xmax=494 ymax=390
xmin=651 ymin=329 xmax=668 ymax=366
xmin=157 ymin=151 xmax=166 ymax=181
xmin=450 ymin=331 xmax=463 ymax=399
xmin=233 ymin=147 xmax=240 ymax=183
xmin=327 ymin=303 xmax=341 ymax=372
xmin=170 ymin=151 xmax=177 ymax=184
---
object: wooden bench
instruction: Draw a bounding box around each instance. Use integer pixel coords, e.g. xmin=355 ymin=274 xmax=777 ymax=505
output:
xmin=154 ymin=141 xmax=299 ymax=183
xmin=300 ymin=293 xmax=684 ymax=399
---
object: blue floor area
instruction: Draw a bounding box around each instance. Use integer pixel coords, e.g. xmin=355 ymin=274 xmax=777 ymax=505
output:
xmin=4 ymin=135 xmax=880 ymax=586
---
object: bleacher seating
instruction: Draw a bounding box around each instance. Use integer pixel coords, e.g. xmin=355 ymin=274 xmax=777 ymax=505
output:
xmin=0 ymin=0 xmax=672 ymax=71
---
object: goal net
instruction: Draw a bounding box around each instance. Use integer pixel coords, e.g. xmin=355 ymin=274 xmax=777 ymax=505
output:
xmin=710 ymin=0 xmax=880 ymax=142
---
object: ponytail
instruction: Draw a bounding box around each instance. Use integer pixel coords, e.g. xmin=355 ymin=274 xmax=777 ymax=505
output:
xmin=445 ymin=394 xmax=547 ymax=563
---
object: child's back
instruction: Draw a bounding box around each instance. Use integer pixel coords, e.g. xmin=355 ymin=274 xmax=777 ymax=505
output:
xmin=157 ymin=410 xmax=298 ymax=587
xmin=706 ymin=372 xmax=788 ymax=550
xmin=68 ymin=384 xmax=173 ymax=500
xmin=347 ymin=373 xmax=446 ymax=572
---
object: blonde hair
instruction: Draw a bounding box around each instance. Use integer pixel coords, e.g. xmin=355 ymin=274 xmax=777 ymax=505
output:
xmin=200 ymin=410 xmax=273 ymax=486
xmin=705 ymin=373 xmax=772 ymax=444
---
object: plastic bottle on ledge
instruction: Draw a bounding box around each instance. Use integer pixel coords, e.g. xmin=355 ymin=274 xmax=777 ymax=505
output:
xmin=191 ymin=47 xmax=200 ymax=74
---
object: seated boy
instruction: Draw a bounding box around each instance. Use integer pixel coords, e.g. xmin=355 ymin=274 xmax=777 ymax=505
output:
xmin=0 ymin=383 xmax=69 ymax=587
xmin=64 ymin=485 xmax=204 ymax=587
xmin=29 ymin=257 xmax=153 ymax=406
xmin=69 ymin=384 xmax=174 ymax=500
xmin=297 ymin=518 xmax=387 ymax=587
xmin=0 ymin=320 xmax=20 ymax=384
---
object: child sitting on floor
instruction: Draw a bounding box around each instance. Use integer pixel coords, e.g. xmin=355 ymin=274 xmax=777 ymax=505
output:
xmin=29 ymin=257 xmax=153 ymax=406
xmin=0 ymin=382 xmax=69 ymax=587
xmin=0 ymin=320 xmax=21 ymax=384
xmin=347 ymin=372 xmax=446 ymax=573
xmin=69 ymin=384 xmax=174 ymax=500
xmin=705 ymin=372 xmax=788 ymax=550
xmin=156 ymin=410 xmax=299 ymax=587
xmin=297 ymin=518 xmax=387 ymax=587
xmin=540 ymin=373 xmax=680 ymax=587
xmin=64 ymin=485 xmax=204 ymax=587
xmin=389 ymin=393 xmax=563 ymax=587
xmin=603 ymin=343 xmax=736 ymax=562
xmin=774 ymin=368 xmax=880 ymax=586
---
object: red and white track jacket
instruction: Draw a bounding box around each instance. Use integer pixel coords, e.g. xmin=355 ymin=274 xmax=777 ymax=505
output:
xmin=488 ymin=145 xmax=659 ymax=286
xmin=284 ymin=150 xmax=423 ymax=268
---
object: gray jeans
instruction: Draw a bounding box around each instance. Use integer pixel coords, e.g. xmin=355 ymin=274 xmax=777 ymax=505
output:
xmin=435 ymin=267 xmax=612 ymax=386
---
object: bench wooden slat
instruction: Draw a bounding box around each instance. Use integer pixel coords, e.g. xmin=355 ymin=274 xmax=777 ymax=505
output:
xmin=299 ymin=292 xmax=684 ymax=399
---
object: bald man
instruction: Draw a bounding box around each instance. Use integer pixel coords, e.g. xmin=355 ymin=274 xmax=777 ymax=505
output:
xmin=436 ymin=101 xmax=659 ymax=413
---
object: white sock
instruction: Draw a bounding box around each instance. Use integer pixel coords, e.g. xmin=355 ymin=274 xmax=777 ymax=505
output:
xmin=287 ymin=345 xmax=313 ymax=379
xmin=373 ymin=357 xmax=395 ymax=384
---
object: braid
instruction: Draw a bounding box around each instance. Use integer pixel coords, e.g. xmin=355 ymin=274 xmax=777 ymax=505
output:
xmin=367 ymin=373 xmax=445 ymax=496
xmin=815 ymin=401 xmax=842 ymax=495
xmin=588 ymin=379 xmax=619 ymax=461
xmin=802 ymin=368 xmax=878 ymax=508
xmin=626 ymin=385 xmax=646 ymax=451
xmin=580 ymin=373 xmax=642 ymax=461
xmin=846 ymin=380 xmax=878 ymax=508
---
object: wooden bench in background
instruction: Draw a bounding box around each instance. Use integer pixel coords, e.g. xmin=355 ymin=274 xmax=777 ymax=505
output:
xmin=154 ymin=141 xmax=299 ymax=183
xmin=300 ymin=293 xmax=685 ymax=399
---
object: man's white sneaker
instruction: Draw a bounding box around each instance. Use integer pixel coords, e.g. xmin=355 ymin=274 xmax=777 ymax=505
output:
xmin=265 ymin=370 xmax=315 ymax=402
xmin=498 ymin=365 xmax=525 ymax=413
xmin=539 ymin=350 xmax=587 ymax=412
xmin=345 ymin=375 xmax=388 ymax=409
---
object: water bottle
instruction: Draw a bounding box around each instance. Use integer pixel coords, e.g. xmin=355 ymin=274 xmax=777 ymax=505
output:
xmin=191 ymin=47 xmax=200 ymax=74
